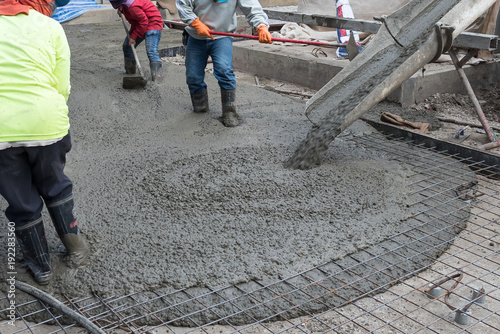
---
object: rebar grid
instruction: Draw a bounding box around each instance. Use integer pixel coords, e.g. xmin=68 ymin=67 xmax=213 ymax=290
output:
xmin=1 ymin=132 xmax=499 ymax=334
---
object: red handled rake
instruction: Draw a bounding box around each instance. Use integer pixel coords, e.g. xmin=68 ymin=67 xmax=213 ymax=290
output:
xmin=209 ymin=30 xmax=342 ymax=47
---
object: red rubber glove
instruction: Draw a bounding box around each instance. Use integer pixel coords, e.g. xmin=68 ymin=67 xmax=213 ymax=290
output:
xmin=257 ymin=24 xmax=272 ymax=44
xmin=190 ymin=18 xmax=214 ymax=40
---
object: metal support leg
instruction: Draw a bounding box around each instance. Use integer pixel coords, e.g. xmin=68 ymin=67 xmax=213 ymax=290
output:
xmin=448 ymin=48 xmax=500 ymax=150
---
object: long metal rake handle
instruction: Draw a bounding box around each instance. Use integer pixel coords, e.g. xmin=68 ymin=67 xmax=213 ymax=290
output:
xmin=209 ymin=30 xmax=343 ymax=47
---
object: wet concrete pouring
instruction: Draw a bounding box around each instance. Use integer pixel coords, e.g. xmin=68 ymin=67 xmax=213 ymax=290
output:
xmin=0 ymin=22 xmax=476 ymax=326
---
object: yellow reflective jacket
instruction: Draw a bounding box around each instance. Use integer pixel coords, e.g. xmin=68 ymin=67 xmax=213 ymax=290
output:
xmin=0 ymin=10 xmax=71 ymax=143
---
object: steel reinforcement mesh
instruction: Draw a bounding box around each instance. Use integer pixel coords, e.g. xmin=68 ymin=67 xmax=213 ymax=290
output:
xmin=1 ymin=129 xmax=499 ymax=334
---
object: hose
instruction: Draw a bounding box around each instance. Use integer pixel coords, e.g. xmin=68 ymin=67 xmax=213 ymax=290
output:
xmin=14 ymin=280 xmax=106 ymax=334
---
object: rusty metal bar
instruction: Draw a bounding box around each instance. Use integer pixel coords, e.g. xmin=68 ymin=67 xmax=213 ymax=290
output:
xmin=448 ymin=48 xmax=499 ymax=148
xmin=362 ymin=118 xmax=500 ymax=175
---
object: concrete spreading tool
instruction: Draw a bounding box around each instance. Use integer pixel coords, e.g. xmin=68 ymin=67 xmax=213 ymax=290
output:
xmin=120 ymin=14 xmax=147 ymax=90
xmin=209 ymin=30 xmax=343 ymax=47
xmin=286 ymin=0 xmax=497 ymax=169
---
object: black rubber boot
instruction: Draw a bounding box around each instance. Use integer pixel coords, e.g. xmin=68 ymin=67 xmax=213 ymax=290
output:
xmin=47 ymin=194 xmax=89 ymax=268
xmin=190 ymin=90 xmax=209 ymax=113
xmin=15 ymin=218 xmax=52 ymax=285
xmin=124 ymin=57 xmax=136 ymax=75
xmin=150 ymin=61 xmax=162 ymax=82
xmin=221 ymin=88 xmax=241 ymax=127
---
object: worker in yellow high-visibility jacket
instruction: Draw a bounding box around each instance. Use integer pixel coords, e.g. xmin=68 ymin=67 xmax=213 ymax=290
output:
xmin=0 ymin=0 xmax=89 ymax=285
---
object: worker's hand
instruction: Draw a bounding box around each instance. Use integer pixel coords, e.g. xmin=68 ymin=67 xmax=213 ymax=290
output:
xmin=189 ymin=18 xmax=214 ymax=40
xmin=129 ymin=38 xmax=136 ymax=47
xmin=117 ymin=9 xmax=122 ymax=17
xmin=257 ymin=24 xmax=272 ymax=44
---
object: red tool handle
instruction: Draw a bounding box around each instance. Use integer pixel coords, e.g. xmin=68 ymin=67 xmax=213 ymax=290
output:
xmin=209 ymin=31 xmax=341 ymax=47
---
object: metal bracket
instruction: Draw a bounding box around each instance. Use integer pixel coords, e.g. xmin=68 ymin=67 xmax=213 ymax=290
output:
xmin=431 ymin=23 xmax=455 ymax=63
xmin=424 ymin=271 xmax=488 ymax=324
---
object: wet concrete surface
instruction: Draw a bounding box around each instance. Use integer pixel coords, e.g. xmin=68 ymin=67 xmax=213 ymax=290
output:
xmin=0 ymin=22 xmax=473 ymax=323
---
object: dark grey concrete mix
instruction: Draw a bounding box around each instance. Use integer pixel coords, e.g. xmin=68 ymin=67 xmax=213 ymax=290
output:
xmin=0 ymin=22 xmax=410 ymax=293
xmin=0 ymin=22 xmax=474 ymax=325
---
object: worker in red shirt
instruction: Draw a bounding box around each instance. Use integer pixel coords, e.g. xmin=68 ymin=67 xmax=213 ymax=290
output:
xmin=110 ymin=0 xmax=164 ymax=81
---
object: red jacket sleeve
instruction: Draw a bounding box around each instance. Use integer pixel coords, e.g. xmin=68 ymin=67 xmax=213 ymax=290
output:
xmin=124 ymin=6 xmax=149 ymax=40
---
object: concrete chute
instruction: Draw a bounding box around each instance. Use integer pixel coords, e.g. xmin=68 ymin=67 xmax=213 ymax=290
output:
xmin=286 ymin=0 xmax=497 ymax=169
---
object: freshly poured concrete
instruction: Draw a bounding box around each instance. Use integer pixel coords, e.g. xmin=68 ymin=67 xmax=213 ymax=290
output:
xmin=0 ymin=22 xmax=474 ymax=326
xmin=0 ymin=22 xmax=413 ymax=295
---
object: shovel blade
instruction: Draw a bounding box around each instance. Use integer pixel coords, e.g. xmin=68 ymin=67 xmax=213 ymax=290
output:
xmin=123 ymin=75 xmax=147 ymax=89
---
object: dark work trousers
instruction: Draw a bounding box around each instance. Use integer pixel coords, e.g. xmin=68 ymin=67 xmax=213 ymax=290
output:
xmin=0 ymin=133 xmax=73 ymax=228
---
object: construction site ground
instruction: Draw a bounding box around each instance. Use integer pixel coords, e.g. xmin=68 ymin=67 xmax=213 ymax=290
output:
xmin=1 ymin=9 xmax=500 ymax=334
xmin=64 ymin=6 xmax=500 ymax=154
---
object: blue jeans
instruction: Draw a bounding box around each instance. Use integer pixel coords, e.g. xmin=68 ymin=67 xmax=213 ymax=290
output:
xmin=185 ymin=36 xmax=236 ymax=94
xmin=0 ymin=134 xmax=73 ymax=227
xmin=123 ymin=30 xmax=162 ymax=63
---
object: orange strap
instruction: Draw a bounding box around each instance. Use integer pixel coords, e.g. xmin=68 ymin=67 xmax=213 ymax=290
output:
xmin=19 ymin=0 xmax=54 ymax=16
xmin=0 ymin=0 xmax=31 ymax=15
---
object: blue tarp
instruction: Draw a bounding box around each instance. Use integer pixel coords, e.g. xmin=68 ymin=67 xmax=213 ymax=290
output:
xmin=52 ymin=0 xmax=103 ymax=23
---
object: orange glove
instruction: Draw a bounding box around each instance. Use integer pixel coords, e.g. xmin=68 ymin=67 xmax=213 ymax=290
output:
xmin=190 ymin=18 xmax=214 ymax=40
xmin=257 ymin=25 xmax=272 ymax=44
